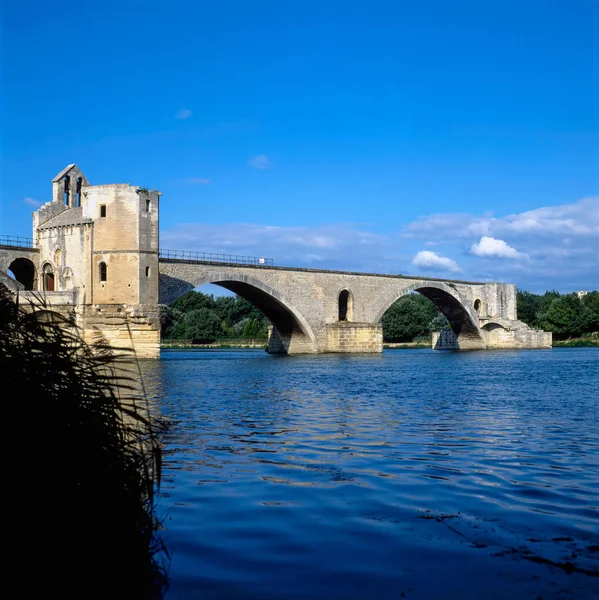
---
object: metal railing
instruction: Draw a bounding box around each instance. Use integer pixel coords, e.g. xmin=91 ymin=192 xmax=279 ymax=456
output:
xmin=159 ymin=248 xmax=274 ymax=266
xmin=0 ymin=234 xmax=35 ymax=248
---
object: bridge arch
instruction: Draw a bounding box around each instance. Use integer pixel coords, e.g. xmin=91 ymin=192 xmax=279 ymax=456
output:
xmin=160 ymin=270 xmax=317 ymax=353
xmin=7 ymin=257 xmax=37 ymax=291
xmin=374 ymin=281 xmax=485 ymax=349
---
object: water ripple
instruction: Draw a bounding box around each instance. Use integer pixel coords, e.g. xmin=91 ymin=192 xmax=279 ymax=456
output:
xmin=141 ymin=348 xmax=599 ymax=599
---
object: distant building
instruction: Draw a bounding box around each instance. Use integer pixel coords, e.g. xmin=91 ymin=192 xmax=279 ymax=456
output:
xmin=577 ymin=291 xmax=588 ymax=299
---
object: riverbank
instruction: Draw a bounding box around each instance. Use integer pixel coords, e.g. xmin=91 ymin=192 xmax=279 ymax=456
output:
xmin=384 ymin=341 xmax=431 ymax=349
xmin=161 ymin=338 xmax=267 ymax=349
xmin=162 ymin=339 xmax=430 ymax=350
xmin=162 ymin=338 xmax=599 ymax=350
xmin=552 ymin=337 xmax=599 ymax=347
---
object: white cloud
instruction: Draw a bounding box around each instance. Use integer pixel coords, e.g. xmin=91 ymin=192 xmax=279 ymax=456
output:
xmin=412 ymin=250 xmax=461 ymax=273
xmin=187 ymin=178 xmax=211 ymax=185
xmin=248 ymin=154 xmax=271 ymax=170
xmin=503 ymin=198 xmax=599 ymax=236
xmin=403 ymin=197 xmax=599 ymax=288
xmin=405 ymin=197 xmax=599 ymax=241
xmin=161 ymin=222 xmax=397 ymax=272
xmin=159 ymin=196 xmax=599 ymax=292
xmin=175 ymin=108 xmax=193 ymax=120
xmin=470 ymin=236 xmax=528 ymax=260
xmin=23 ymin=197 xmax=42 ymax=208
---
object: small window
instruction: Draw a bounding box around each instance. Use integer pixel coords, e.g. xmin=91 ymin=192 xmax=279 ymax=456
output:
xmin=474 ymin=299 xmax=481 ymax=314
xmin=64 ymin=175 xmax=70 ymax=206
xmin=145 ymin=266 xmax=150 ymax=277
xmin=146 ymin=199 xmax=151 ymax=212
xmin=100 ymin=205 xmax=106 ymax=218
xmin=76 ymin=177 xmax=82 ymax=207
xmin=338 ymin=289 xmax=353 ymax=321
xmin=99 ymin=262 xmax=107 ymax=282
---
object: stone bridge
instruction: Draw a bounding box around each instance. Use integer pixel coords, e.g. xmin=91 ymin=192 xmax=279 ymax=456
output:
xmin=159 ymin=259 xmax=551 ymax=354
xmin=0 ymin=165 xmax=551 ymax=357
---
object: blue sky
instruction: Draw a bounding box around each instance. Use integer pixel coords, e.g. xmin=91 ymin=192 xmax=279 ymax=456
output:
xmin=2 ymin=0 xmax=597 ymax=293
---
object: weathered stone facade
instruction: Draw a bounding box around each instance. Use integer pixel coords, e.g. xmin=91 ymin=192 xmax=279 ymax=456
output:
xmin=1 ymin=165 xmax=161 ymax=358
xmin=1 ymin=165 xmax=552 ymax=358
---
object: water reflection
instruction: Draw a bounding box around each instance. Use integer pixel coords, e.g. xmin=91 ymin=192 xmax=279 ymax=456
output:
xmin=143 ymin=349 xmax=598 ymax=599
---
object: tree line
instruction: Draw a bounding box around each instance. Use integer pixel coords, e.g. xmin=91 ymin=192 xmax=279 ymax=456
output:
xmin=162 ymin=290 xmax=450 ymax=343
xmin=164 ymin=288 xmax=599 ymax=344
xmin=516 ymin=289 xmax=599 ymax=340
xmin=162 ymin=291 xmax=269 ymax=342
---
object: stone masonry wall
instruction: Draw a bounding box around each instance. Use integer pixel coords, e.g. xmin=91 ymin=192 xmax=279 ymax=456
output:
xmin=160 ymin=262 xmax=490 ymax=352
xmin=483 ymin=323 xmax=552 ymax=349
xmin=80 ymin=304 xmax=161 ymax=359
xmin=324 ymin=322 xmax=383 ymax=353
xmin=159 ymin=261 xmax=546 ymax=354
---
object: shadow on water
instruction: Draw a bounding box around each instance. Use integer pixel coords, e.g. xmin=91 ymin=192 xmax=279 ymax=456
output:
xmin=1 ymin=285 xmax=169 ymax=600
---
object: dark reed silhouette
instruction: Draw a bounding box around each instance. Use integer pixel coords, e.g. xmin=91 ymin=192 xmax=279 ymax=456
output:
xmin=0 ymin=284 xmax=168 ymax=599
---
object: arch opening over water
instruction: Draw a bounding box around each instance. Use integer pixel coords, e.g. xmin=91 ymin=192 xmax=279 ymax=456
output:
xmin=211 ymin=280 xmax=310 ymax=340
xmin=376 ymin=282 xmax=485 ymax=349
xmin=160 ymin=271 xmax=317 ymax=353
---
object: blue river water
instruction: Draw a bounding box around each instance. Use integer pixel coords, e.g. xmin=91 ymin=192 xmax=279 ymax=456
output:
xmin=140 ymin=348 xmax=599 ymax=599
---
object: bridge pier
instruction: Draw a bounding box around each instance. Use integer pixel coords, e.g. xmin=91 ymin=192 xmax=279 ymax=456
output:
xmin=266 ymin=327 xmax=318 ymax=354
xmin=268 ymin=322 xmax=384 ymax=355
xmin=324 ymin=322 xmax=383 ymax=353
xmin=80 ymin=304 xmax=161 ymax=359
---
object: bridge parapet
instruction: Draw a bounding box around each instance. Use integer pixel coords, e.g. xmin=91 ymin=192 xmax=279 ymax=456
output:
xmin=0 ymin=235 xmax=36 ymax=250
xmin=159 ymin=248 xmax=273 ymax=266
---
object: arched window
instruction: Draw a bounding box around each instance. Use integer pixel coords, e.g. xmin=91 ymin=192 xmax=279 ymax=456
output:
xmin=76 ymin=177 xmax=83 ymax=207
xmin=99 ymin=262 xmax=107 ymax=282
xmin=54 ymin=249 xmax=62 ymax=266
xmin=338 ymin=289 xmax=353 ymax=322
xmin=145 ymin=266 xmax=150 ymax=277
xmin=63 ymin=175 xmax=70 ymax=206
xmin=474 ymin=299 xmax=481 ymax=314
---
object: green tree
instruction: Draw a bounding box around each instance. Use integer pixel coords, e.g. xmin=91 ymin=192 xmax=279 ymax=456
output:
xmin=182 ymin=308 xmax=222 ymax=341
xmin=516 ymin=289 xmax=541 ymax=327
xmin=542 ymin=294 xmax=584 ymax=339
xmin=536 ymin=290 xmax=561 ymax=328
xmin=429 ymin=313 xmax=450 ymax=332
xmin=382 ymin=294 xmax=441 ymax=342
xmin=214 ymin=296 xmax=236 ymax=327
xmin=221 ymin=319 xmax=235 ymax=338
xmin=582 ymin=291 xmax=599 ymax=333
xmin=171 ymin=290 xmax=216 ymax=313
xmin=242 ymin=317 xmax=267 ymax=338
